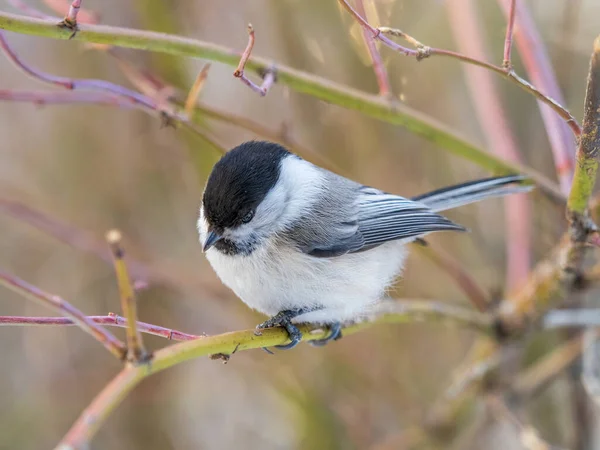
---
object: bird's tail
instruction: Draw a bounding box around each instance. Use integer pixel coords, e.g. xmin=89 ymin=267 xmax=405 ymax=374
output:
xmin=411 ymin=175 xmax=533 ymax=213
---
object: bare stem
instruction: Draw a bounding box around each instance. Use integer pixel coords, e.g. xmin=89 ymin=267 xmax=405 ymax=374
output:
xmin=445 ymin=0 xmax=530 ymax=289
xmin=64 ymin=0 xmax=81 ymax=24
xmin=233 ymin=24 xmax=274 ymax=96
xmin=0 ymin=271 xmax=126 ymax=359
xmin=497 ymin=0 xmax=576 ymax=194
xmin=413 ymin=244 xmax=490 ymax=312
xmin=0 ymin=11 xmax=568 ymax=200
xmin=338 ymin=0 xmax=581 ymax=138
xmin=0 ymin=314 xmax=203 ymax=341
xmin=184 ymin=62 xmax=210 ymax=116
xmin=502 ymin=0 xmax=516 ymax=70
xmin=354 ymin=0 xmax=391 ymax=97
xmin=55 ymin=300 xmax=491 ymax=448
xmin=106 ymin=230 xmax=148 ymax=363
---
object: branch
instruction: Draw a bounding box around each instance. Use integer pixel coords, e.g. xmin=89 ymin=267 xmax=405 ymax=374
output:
xmin=502 ymin=0 xmax=516 ymax=70
xmin=0 ymin=11 xmax=566 ymax=202
xmin=0 ymin=314 xmax=203 ymax=341
xmin=55 ymin=300 xmax=491 ymax=448
xmin=0 ymin=270 xmax=126 ymax=359
xmin=497 ymin=0 xmax=576 ymax=194
xmin=338 ymin=0 xmax=582 ymax=139
xmin=354 ymin=0 xmax=392 ymax=97
xmin=106 ymin=231 xmax=148 ymax=363
xmin=233 ymin=24 xmax=275 ymax=96
xmin=413 ymin=244 xmax=490 ymax=312
xmin=57 ymin=0 xmax=80 ymax=36
xmin=446 ymin=0 xmax=531 ymax=289
xmin=567 ymin=37 xmax=600 ymax=219
xmin=184 ymin=62 xmax=210 ymax=116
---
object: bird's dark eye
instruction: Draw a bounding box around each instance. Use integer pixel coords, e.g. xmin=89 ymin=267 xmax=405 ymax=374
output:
xmin=241 ymin=210 xmax=254 ymax=224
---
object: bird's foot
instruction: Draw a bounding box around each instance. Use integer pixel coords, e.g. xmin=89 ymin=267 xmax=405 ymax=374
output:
xmin=308 ymin=322 xmax=343 ymax=347
xmin=256 ymin=309 xmax=307 ymax=352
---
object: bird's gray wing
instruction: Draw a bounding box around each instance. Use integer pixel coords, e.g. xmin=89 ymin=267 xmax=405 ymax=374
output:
xmin=290 ymin=178 xmax=464 ymax=258
xmin=353 ymin=187 xmax=465 ymax=251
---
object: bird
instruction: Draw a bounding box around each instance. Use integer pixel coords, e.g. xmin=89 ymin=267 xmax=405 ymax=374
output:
xmin=197 ymin=140 xmax=533 ymax=350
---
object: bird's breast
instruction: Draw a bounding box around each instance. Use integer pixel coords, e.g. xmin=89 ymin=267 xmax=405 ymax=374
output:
xmin=205 ymin=239 xmax=409 ymax=322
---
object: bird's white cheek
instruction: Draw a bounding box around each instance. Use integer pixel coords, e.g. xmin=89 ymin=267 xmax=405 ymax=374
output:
xmin=197 ymin=207 xmax=208 ymax=244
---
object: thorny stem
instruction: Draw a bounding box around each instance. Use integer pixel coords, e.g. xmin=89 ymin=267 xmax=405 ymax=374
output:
xmin=338 ymin=0 xmax=582 ymax=138
xmin=0 ymin=271 xmax=126 ymax=359
xmin=233 ymin=24 xmax=275 ymax=97
xmin=502 ymin=0 xmax=516 ymax=70
xmin=106 ymin=230 xmax=148 ymax=363
xmin=0 ymin=314 xmax=203 ymax=341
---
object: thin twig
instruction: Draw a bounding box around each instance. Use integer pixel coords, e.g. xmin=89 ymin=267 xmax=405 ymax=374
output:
xmin=184 ymin=62 xmax=210 ymax=116
xmin=446 ymin=0 xmax=530 ymax=289
xmin=508 ymin=332 xmax=587 ymax=401
xmin=233 ymin=24 xmax=275 ymax=96
xmin=57 ymin=0 xmax=82 ymax=38
xmin=497 ymin=0 xmax=576 ymax=194
xmin=338 ymin=0 xmax=581 ymax=138
xmin=56 ymin=299 xmax=492 ymax=448
xmin=0 ymin=30 xmax=165 ymax=110
xmin=0 ymin=11 xmax=568 ymax=201
xmin=0 ymin=314 xmax=203 ymax=341
xmin=106 ymin=230 xmax=148 ymax=363
xmin=0 ymin=271 xmax=126 ymax=359
xmin=413 ymin=244 xmax=490 ymax=312
xmin=502 ymin=0 xmax=516 ymax=70
xmin=354 ymin=0 xmax=391 ymax=97
xmin=43 ymin=0 xmax=99 ymax=24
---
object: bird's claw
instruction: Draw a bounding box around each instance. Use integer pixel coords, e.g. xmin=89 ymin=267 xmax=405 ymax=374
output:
xmin=309 ymin=322 xmax=343 ymax=347
xmin=258 ymin=309 xmax=307 ymax=353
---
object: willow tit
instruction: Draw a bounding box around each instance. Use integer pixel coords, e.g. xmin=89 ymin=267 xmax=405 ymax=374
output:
xmin=198 ymin=141 xmax=532 ymax=350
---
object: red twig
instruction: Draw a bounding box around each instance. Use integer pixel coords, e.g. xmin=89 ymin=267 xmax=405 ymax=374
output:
xmin=338 ymin=0 xmax=581 ymax=140
xmin=0 ymin=31 xmax=160 ymax=109
xmin=0 ymin=89 xmax=140 ymax=108
xmin=233 ymin=24 xmax=276 ymax=96
xmin=497 ymin=0 xmax=576 ymax=194
xmin=64 ymin=0 xmax=81 ymax=24
xmin=0 ymin=271 xmax=127 ymax=359
xmin=354 ymin=0 xmax=392 ymax=97
xmin=502 ymin=0 xmax=516 ymax=69
xmin=337 ymin=0 xmax=418 ymax=56
xmin=446 ymin=0 xmax=530 ymax=288
xmin=0 ymin=314 xmax=203 ymax=341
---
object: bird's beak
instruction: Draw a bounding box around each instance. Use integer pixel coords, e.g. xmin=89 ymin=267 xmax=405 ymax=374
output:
xmin=203 ymin=230 xmax=222 ymax=252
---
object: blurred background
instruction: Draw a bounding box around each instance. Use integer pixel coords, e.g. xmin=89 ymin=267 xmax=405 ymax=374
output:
xmin=1 ymin=0 xmax=599 ymax=448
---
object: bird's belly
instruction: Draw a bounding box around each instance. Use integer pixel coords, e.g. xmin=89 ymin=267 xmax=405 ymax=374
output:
xmin=206 ymin=241 xmax=408 ymax=323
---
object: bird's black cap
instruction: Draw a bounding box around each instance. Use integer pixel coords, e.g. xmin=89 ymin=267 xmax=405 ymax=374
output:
xmin=202 ymin=141 xmax=290 ymax=231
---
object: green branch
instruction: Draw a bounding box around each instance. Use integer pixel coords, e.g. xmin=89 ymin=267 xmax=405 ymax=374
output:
xmin=567 ymin=36 xmax=600 ymax=217
xmin=56 ymin=301 xmax=491 ymax=448
xmin=0 ymin=11 xmax=564 ymax=201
